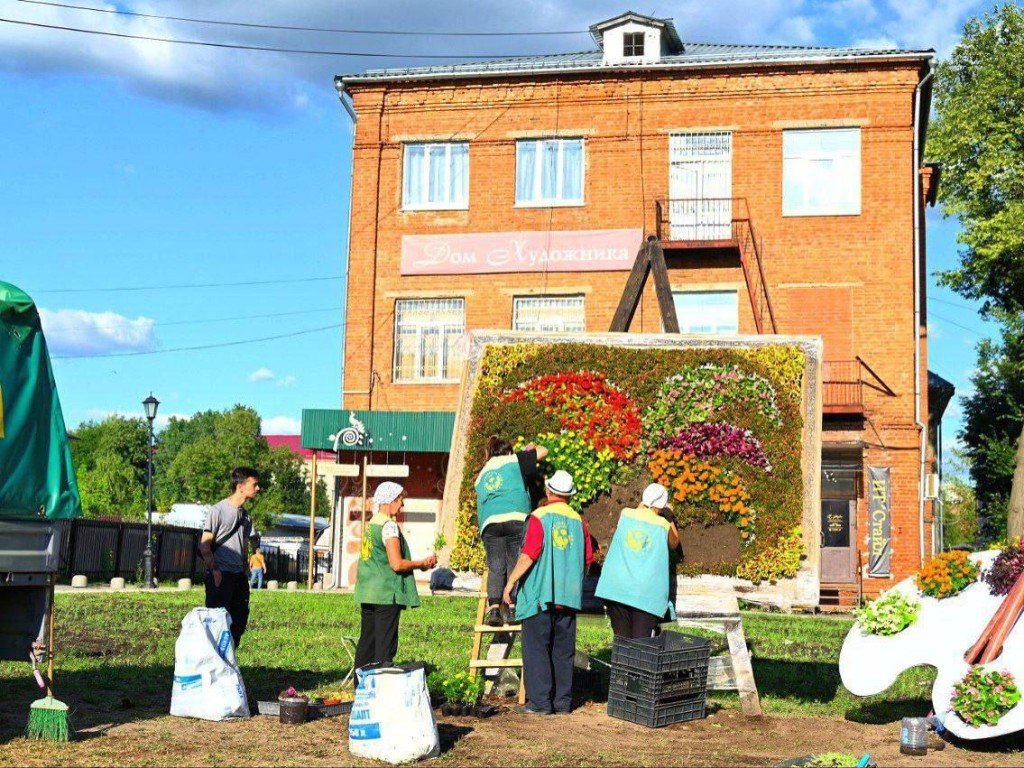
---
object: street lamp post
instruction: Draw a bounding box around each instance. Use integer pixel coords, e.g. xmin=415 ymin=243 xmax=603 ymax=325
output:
xmin=142 ymin=394 xmax=160 ymax=589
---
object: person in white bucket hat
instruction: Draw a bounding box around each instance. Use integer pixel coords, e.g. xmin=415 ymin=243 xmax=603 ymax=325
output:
xmin=595 ymin=482 xmax=680 ymax=639
xmin=353 ymin=481 xmax=437 ymax=669
xmin=503 ymin=469 xmax=593 ymax=715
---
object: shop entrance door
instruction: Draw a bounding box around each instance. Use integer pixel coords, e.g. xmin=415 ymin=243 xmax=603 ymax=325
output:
xmin=820 ymin=499 xmax=857 ymax=583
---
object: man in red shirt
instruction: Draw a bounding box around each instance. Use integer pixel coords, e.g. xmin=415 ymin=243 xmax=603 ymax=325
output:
xmin=503 ymin=470 xmax=594 ymax=714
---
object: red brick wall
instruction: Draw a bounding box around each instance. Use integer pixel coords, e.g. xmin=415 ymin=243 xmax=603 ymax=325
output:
xmin=342 ymin=59 xmax=932 ymax=586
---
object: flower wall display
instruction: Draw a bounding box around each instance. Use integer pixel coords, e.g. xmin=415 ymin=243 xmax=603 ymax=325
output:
xmin=915 ymin=550 xmax=981 ymax=599
xmin=853 ymin=590 xmax=921 ymax=636
xmin=952 ymin=667 xmax=1022 ymax=727
xmin=450 ymin=341 xmax=810 ymax=585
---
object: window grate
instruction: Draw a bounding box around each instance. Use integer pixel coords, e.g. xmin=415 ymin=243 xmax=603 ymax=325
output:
xmin=513 ymin=295 xmax=586 ymax=333
xmin=393 ymin=298 xmax=465 ymax=382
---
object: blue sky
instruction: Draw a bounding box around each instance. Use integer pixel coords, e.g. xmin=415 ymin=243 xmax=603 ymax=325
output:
xmin=0 ymin=0 xmax=998 ymax=447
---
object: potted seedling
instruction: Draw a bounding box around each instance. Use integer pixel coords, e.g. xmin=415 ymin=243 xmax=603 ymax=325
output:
xmin=440 ymin=672 xmax=485 ymax=716
xmin=278 ymin=686 xmax=309 ymax=724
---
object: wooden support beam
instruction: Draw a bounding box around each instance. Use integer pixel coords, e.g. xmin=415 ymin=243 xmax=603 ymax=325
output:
xmin=649 ymin=240 xmax=679 ymax=333
xmin=609 ymin=241 xmax=652 ymax=332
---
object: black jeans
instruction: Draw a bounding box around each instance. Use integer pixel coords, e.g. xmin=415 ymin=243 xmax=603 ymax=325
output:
xmin=354 ymin=603 xmax=403 ymax=670
xmin=481 ymin=520 xmax=525 ymax=605
xmin=605 ymin=600 xmax=663 ymax=639
xmin=204 ymin=571 xmax=250 ymax=649
xmin=521 ymin=609 xmax=577 ymax=713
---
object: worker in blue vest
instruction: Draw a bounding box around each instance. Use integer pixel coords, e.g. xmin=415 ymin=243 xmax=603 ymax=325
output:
xmin=503 ymin=470 xmax=593 ymax=715
xmin=475 ymin=436 xmax=548 ymax=626
xmin=596 ymin=483 xmax=680 ymax=639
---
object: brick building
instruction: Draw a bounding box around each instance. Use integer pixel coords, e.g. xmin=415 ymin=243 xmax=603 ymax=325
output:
xmin=311 ymin=11 xmax=953 ymax=598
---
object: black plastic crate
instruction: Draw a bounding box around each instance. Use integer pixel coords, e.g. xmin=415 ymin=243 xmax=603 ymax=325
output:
xmin=610 ymin=664 xmax=708 ymax=698
xmin=607 ymin=687 xmax=706 ymax=728
xmin=611 ymin=632 xmax=712 ymax=675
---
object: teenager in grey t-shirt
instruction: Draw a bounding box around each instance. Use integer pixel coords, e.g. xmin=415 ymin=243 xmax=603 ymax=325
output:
xmin=204 ymin=499 xmax=253 ymax=574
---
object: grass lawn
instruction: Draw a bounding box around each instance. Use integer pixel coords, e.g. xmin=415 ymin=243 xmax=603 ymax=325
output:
xmin=0 ymin=590 xmax=1002 ymax=766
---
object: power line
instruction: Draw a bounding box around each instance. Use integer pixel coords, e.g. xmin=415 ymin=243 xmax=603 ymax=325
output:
xmin=16 ymin=1 xmax=586 ymax=37
xmin=52 ymin=322 xmax=343 ymax=359
xmin=156 ymin=305 xmax=341 ymax=327
xmin=33 ymin=274 xmax=344 ymax=294
xmin=0 ymin=16 xmax=553 ymax=57
xmin=929 ymin=310 xmax=989 ymax=338
xmin=931 ymin=295 xmax=985 ymax=312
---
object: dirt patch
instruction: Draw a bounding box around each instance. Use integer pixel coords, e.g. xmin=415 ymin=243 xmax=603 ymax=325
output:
xmin=679 ymin=522 xmax=743 ymax=570
xmin=61 ymin=626 xmax=148 ymax=658
xmin=583 ymin=472 xmax=652 ymax=548
xmin=2 ymin=702 xmax=1022 ymax=767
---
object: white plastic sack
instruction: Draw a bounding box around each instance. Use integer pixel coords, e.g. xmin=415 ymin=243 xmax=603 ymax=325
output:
xmin=170 ymin=607 xmax=249 ymax=721
xmin=349 ymin=666 xmax=440 ymax=764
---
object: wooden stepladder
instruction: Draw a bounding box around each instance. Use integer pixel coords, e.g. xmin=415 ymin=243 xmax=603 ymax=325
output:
xmin=468 ymin=577 xmax=527 ymax=705
xmin=609 ymin=237 xmax=680 ymax=333
xmin=674 ymin=593 xmax=762 ymax=716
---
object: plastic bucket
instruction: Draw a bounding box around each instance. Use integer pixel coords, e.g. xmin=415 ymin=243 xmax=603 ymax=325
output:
xmin=279 ymin=696 xmax=308 ymax=725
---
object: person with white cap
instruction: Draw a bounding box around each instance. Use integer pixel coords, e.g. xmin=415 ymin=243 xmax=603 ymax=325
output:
xmin=353 ymin=481 xmax=437 ymax=669
xmin=502 ymin=469 xmax=594 ymax=715
xmin=595 ymin=482 xmax=680 ymax=639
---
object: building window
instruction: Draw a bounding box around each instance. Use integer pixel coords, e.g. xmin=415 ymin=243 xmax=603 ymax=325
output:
xmin=513 ymin=295 xmax=586 ymax=332
xmin=623 ymin=32 xmax=645 ymax=57
xmin=515 ymin=139 xmax=584 ymax=206
xmin=783 ymin=128 xmax=861 ymax=216
xmin=393 ymin=298 xmax=465 ymax=382
xmin=672 ymin=291 xmax=739 ymax=334
xmin=403 ymin=142 xmax=469 ymax=210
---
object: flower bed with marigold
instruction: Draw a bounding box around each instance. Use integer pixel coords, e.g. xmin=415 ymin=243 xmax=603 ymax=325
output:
xmin=450 ymin=342 xmax=808 ymax=585
xmin=915 ymin=550 xmax=980 ymax=599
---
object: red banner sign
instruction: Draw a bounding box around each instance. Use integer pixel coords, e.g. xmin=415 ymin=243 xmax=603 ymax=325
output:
xmin=400 ymin=229 xmax=643 ymax=275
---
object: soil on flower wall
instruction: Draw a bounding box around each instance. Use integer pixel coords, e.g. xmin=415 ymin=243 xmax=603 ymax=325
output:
xmin=583 ymin=474 xmax=743 ymax=571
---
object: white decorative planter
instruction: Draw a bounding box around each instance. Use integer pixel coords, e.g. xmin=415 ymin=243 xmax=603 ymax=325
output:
xmin=71 ymin=575 xmax=88 ymax=588
xmin=312 ymin=582 xmax=323 ymax=591
xmin=177 ymin=578 xmax=192 ymax=590
xmin=287 ymin=581 xmax=299 ymax=592
xmin=109 ymin=577 xmax=126 ymax=590
xmin=267 ymin=580 xmax=280 ymax=591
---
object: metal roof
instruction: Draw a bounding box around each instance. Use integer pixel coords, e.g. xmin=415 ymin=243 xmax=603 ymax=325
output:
xmin=588 ymin=11 xmax=684 ymax=53
xmin=338 ymin=41 xmax=933 ymax=87
xmin=301 ymin=409 xmax=455 ymax=453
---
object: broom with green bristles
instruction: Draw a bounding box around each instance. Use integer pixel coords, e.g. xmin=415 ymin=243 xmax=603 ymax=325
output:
xmin=26 ymin=581 xmax=72 ymax=742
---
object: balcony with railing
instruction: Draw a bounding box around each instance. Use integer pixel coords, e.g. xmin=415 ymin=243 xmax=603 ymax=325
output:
xmin=653 ymin=197 xmax=777 ymax=334
xmin=822 ymin=357 xmax=897 ymax=416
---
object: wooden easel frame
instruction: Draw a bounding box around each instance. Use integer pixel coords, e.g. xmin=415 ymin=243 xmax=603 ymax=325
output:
xmin=609 ymin=237 xmax=680 ymax=333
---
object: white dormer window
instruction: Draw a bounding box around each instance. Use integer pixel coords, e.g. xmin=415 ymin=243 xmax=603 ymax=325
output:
xmin=623 ymin=32 xmax=645 ymax=58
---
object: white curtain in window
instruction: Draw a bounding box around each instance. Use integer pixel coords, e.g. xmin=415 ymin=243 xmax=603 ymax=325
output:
xmin=541 ymin=140 xmax=559 ymax=200
xmin=561 ymin=140 xmax=583 ymax=201
xmin=783 ymin=129 xmax=860 ymax=215
xmin=672 ymin=291 xmax=738 ymax=334
xmin=404 ymin=145 xmax=425 ymax=207
xmin=516 ymin=142 xmax=536 ymax=202
xmin=450 ymin=143 xmax=468 ymax=204
xmin=427 ymin=145 xmax=446 ymax=203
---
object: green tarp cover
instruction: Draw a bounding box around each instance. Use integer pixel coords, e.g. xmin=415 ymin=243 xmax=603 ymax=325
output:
xmin=0 ymin=282 xmax=81 ymax=520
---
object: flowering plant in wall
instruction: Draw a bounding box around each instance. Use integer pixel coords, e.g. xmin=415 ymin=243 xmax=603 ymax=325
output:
xmin=656 ymin=422 xmax=772 ymax=472
xmin=952 ymin=667 xmax=1021 ymax=727
xmin=984 ymin=543 xmax=1024 ymax=596
xmin=518 ymin=431 xmax=620 ymax=510
xmin=854 ymin=589 xmax=921 ymax=636
xmin=915 ymin=550 xmax=980 ymax=599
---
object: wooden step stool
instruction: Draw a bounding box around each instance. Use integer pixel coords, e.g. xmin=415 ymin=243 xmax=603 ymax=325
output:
xmin=468 ymin=581 xmax=526 ymax=704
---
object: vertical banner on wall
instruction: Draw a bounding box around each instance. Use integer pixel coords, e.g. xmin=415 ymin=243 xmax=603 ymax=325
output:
xmin=868 ymin=466 xmax=892 ymax=577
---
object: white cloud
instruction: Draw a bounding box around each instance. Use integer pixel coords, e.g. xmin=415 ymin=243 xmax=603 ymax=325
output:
xmin=40 ymin=308 xmax=156 ymax=356
xmin=262 ymin=415 xmax=301 ymax=434
xmin=279 ymin=375 xmax=299 ymax=387
xmin=249 ymin=367 xmax=276 ymax=382
xmin=880 ymin=0 xmax=982 ymax=56
xmin=851 ymin=34 xmax=899 ymax=49
xmin=928 ymin=319 xmax=943 ymax=340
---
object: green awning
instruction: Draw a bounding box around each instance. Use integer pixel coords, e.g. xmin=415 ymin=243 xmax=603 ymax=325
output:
xmin=301 ymin=409 xmax=455 ymax=453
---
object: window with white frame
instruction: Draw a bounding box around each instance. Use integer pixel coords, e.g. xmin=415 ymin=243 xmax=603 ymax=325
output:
xmin=515 ymin=138 xmax=584 ymax=206
xmin=623 ymin=32 xmax=645 ymax=57
xmin=513 ymin=295 xmax=586 ymax=332
xmin=402 ymin=142 xmax=469 ymax=209
xmin=672 ymin=291 xmax=738 ymax=334
xmin=782 ymin=128 xmax=861 ymax=216
xmin=393 ymin=298 xmax=465 ymax=382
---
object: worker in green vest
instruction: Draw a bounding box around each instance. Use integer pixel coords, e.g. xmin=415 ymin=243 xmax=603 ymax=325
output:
xmin=596 ymin=483 xmax=680 ymax=639
xmin=474 ymin=436 xmax=548 ymax=626
xmin=502 ymin=470 xmax=593 ymax=715
xmin=353 ymin=481 xmax=437 ymax=670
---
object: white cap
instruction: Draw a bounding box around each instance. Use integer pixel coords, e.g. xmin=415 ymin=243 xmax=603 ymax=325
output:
xmin=373 ymin=481 xmax=405 ymax=507
xmin=641 ymin=483 xmax=669 ymax=509
xmin=545 ymin=470 xmax=577 ymax=497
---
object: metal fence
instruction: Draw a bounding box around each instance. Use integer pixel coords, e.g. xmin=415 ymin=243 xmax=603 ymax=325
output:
xmin=59 ymin=518 xmax=329 ymax=585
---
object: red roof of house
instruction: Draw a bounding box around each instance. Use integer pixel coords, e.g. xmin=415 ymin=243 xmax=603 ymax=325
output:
xmin=265 ymin=434 xmax=330 ymax=461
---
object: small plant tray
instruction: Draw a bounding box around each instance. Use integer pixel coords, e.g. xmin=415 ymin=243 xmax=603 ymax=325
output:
xmin=257 ymin=700 xmax=354 ymax=718
xmin=611 ymin=632 xmax=712 ymax=676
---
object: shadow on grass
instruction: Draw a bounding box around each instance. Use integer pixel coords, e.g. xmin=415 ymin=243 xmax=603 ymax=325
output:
xmin=843 ymin=698 xmax=931 ymax=725
xmin=0 ymin=662 xmax=369 ymax=745
xmin=751 ymin=658 xmax=841 ymax=704
xmin=438 ymin=723 xmax=474 ymax=754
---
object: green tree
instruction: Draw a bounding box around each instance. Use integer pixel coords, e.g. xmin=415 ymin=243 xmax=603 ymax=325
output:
xmin=70 ymin=415 xmax=150 ymax=518
xmin=941 ymin=449 xmax=980 ymax=547
xmin=929 ymin=3 xmax=1024 ymax=317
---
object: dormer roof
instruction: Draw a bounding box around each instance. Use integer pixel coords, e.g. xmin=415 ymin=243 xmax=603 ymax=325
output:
xmin=588 ymin=11 xmax=684 ymax=54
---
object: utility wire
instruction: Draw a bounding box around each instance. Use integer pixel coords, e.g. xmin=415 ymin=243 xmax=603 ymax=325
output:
xmin=0 ymin=16 xmax=554 ymax=57
xmin=930 ymin=295 xmax=985 ymax=312
xmin=52 ymin=322 xmax=343 ymax=359
xmin=928 ymin=310 xmax=990 ymax=338
xmin=16 ymin=1 xmax=586 ymax=36
xmin=33 ymin=274 xmax=344 ymax=293
xmin=156 ymin=305 xmax=341 ymax=327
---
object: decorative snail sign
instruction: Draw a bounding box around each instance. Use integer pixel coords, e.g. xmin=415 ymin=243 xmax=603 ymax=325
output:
xmin=330 ymin=412 xmax=368 ymax=451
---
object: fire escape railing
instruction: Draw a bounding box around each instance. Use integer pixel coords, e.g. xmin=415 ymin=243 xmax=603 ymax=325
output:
xmin=654 ymin=197 xmax=778 ymax=334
